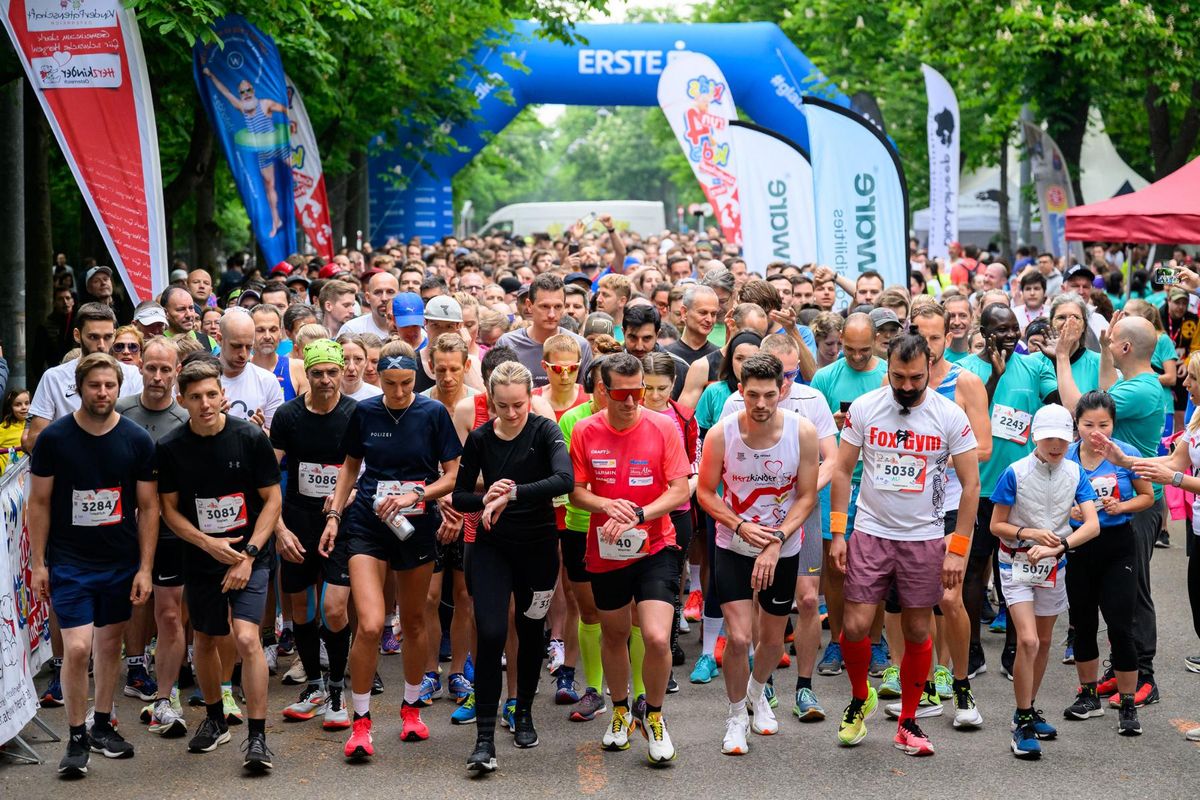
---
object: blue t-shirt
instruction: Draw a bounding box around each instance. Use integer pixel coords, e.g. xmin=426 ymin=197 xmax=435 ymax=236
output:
xmin=1065 ymin=439 xmax=1141 ymax=527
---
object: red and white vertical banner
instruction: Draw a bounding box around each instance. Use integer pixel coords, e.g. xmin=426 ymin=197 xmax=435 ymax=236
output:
xmin=1 ymin=0 xmax=166 ymax=304
xmin=284 ymin=75 xmax=333 ymax=261
xmin=657 ymin=51 xmax=742 ymax=246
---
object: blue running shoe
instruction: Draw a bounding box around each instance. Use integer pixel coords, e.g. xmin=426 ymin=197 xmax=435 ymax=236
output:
xmin=123 ymin=664 xmax=158 ymax=701
xmin=818 ymin=642 xmax=844 ymax=676
xmin=793 ymin=687 xmax=826 ymax=721
xmin=1011 ymin=709 xmax=1057 ymax=740
xmin=448 ymin=672 xmax=472 ymax=704
xmin=555 ymin=666 xmax=580 ymax=705
xmin=464 ymin=654 xmax=475 ymax=684
xmin=41 ymin=671 xmax=64 ymax=708
xmin=451 ymin=692 xmax=477 ymax=725
xmin=869 ymin=638 xmax=890 ymax=678
xmin=501 ymin=698 xmax=517 ymax=732
xmin=1011 ymin=722 xmax=1042 ymax=759
xmin=989 ymin=608 xmax=1008 ymax=633
xmin=689 ymin=653 xmax=719 ymax=684
xmin=418 ymin=671 xmax=443 ymax=705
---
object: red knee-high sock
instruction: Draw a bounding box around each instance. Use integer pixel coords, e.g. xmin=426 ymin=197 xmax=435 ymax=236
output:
xmin=900 ymin=637 xmax=933 ymax=723
xmin=840 ymin=633 xmax=872 ymax=702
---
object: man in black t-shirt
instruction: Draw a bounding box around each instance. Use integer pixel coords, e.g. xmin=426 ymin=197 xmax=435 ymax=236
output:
xmin=28 ymin=353 xmax=157 ymax=777
xmin=158 ymin=358 xmax=281 ymax=772
xmin=665 ymin=284 xmax=720 ymax=366
xmin=269 ymin=339 xmax=356 ymax=730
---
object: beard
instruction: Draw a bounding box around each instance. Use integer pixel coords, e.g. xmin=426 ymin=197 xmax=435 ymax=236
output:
xmin=893 ymin=387 xmax=923 ymax=414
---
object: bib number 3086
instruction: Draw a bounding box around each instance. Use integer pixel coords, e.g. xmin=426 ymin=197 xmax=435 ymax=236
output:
xmin=599 ymin=527 xmax=649 ymax=561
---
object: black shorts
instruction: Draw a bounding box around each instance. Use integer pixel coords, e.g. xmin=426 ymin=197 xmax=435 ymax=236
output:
xmin=280 ymin=503 xmax=351 ymax=592
xmin=342 ymin=501 xmax=437 ymax=572
xmin=712 ymin=545 xmax=800 ymax=617
xmin=669 ymin=508 xmax=694 ymax=560
xmin=434 ymin=537 xmax=464 ymax=573
xmin=185 ymin=566 xmax=270 ymax=637
xmin=589 ymin=547 xmax=681 ymax=612
xmin=152 ymin=537 xmax=185 ymax=588
xmin=883 ymin=510 xmax=957 ymax=615
xmin=559 ymin=528 xmax=590 ymax=584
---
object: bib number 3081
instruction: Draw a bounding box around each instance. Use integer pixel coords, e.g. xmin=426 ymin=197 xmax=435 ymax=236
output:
xmin=599 ymin=527 xmax=649 ymax=561
xmin=196 ymin=494 xmax=247 ymax=534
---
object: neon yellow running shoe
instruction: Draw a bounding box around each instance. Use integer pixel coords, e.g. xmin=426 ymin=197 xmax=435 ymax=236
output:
xmin=838 ymin=686 xmax=878 ymax=747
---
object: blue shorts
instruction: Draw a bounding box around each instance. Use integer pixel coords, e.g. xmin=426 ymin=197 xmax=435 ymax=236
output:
xmin=50 ymin=562 xmax=137 ymax=629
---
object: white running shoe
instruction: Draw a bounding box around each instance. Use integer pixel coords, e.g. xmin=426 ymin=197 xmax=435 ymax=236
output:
xmin=547 ymin=639 xmax=566 ymax=674
xmin=602 ymin=708 xmax=634 ymax=751
xmin=264 ymin=644 xmax=278 ymax=675
xmin=282 ymin=659 xmax=308 ymax=686
xmin=643 ymin=711 xmax=676 ymax=764
xmin=722 ymin=709 xmax=750 ymax=755
xmin=952 ymin=686 xmax=983 ymax=729
xmin=148 ymin=698 xmax=187 ymax=737
xmin=748 ymin=686 xmax=779 ymax=735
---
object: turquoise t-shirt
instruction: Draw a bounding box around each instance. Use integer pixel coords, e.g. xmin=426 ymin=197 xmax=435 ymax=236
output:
xmin=1151 ymin=333 xmax=1176 ymax=412
xmin=811 ymin=357 xmax=888 ymax=483
xmin=959 ymin=352 xmax=1058 ymax=497
xmin=1038 ymin=348 xmax=1101 ymax=397
xmin=695 ymin=382 xmax=734 ymax=431
xmin=1110 ymin=370 xmax=1167 ymax=499
xmin=945 ymin=346 xmax=971 ymax=364
xmin=708 ymin=322 xmax=727 ymax=348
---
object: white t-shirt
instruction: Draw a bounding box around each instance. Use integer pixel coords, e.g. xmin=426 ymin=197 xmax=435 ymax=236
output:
xmin=338 ymin=313 xmax=391 ymax=340
xmin=346 ymin=382 xmax=383 ymax=402
xmin=1186 ymin=425 xmax=1200 ymax=532
xmin=840 ymin=386 xmax=977 ymax=541
xmin=221 ymin=364 xmax=284 ymax=430
xmin=29 ymin=358 xmax=143 ymax=422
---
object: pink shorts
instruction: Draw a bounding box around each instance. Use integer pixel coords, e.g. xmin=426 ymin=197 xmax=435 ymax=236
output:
xmin=843 ymin=531 xmax=945 ymax=609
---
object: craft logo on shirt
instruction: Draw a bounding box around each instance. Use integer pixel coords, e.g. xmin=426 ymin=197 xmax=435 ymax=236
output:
xmin=867 ymin=427 xmax=943 ymax=453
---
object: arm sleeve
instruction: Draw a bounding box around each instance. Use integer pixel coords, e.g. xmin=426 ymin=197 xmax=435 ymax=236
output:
xmin=28 ymin=426 xmax=55 ymax=477
xmin=990 ymin=467 xmax=1018 ymax=506
xmin=515 ymin=419 xmax=575 ymax=502
xmin=660 ymin=417 xmax=691 ymax=483
xmin=570 ymin=423 xmax=591 ymax=485
xmin=262 ymin=380 xmax=284 ymax=430
xmin=451 ymin=432 xmax=485 ymax=512
xmin=267 ymin=404 xmax=290 ymax=450
xmin=948 ymin=406 xmax=979 ymax=455
xmin=27 ymin=375 xmax=57 ymax=421
xmin=1037 ymin=356 xmax=1058 ymax=400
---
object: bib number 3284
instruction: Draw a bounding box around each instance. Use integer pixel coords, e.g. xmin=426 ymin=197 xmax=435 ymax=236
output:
xmin=599 ymin=527 xmax=649 ymax=561
xmin=72 ymin=488 xmax=122 ymax=527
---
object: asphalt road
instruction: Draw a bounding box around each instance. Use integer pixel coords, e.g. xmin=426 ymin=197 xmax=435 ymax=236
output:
xmin=5 ymin=529 xmax=1199 ymax=800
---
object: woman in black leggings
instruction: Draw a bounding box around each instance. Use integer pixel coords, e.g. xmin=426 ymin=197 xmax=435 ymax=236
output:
xmin=452 ymin=361 xmax=574 ymax=774
xmin=1065 ymin=391 xmax=1153 ymax=734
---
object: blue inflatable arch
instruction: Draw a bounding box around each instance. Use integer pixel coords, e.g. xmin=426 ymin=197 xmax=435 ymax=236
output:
xmin=367 ymin=20 xmax=850 ymax=243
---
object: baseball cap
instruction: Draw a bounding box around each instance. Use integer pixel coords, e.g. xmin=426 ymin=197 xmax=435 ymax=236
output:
xmin=133 ymin=304 xmax=168 ymax=327
xmin=869 ymin=307 xmax=901 ymax=330
xmin=271 ymin=261 xmax=292 ymax=277
xmin=286 ymin=273 xmax=310 ymax=287
xmin=564 ymin=272 xmax=592 ymax=288
xmin=392 ymin=292 xmax=424 ymax=327
xmin=498 ymin=276 xmax=522 ymax=294
xmin=1064 ymin=264 xmax=1095 ymax=283
xmin=1032 ymin=404 xmax=1074 ymax=442
xmin=425 ymin=295 xmax=463 ymax=323
xmin=169 ymin=268 xmax=189 ymax=283
xmin=85 ymin=265 xmax=113 ymax=283
xmin=1169 ymin=286 xmax=1189 ymax=301
xmin=318 ymin=263 xmax=342 ymax=280
xmin=582 ymin=312 xmax=614 ymax=338
xmin=230 ymin=287 xmax=261 ymax=304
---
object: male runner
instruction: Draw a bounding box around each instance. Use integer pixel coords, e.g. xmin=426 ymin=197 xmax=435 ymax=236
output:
xmin=218 ymin=309 xmax=284 ymax=429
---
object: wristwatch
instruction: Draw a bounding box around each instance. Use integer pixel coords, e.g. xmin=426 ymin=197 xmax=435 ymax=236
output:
xmin=772 ymin=529 xmax=786 ymax=544
xmin=633 ymin=506 xmax=645 ymax=525
xmin=412 ymin=485 xmax=426 ymax=502
xmin=245 ymin=543 xmax=260 ymax=557
xmin=1172 ymin=471 xmax=1185 ymax=488
xmin=1056 ymin=533 xmax=1070 ymax=554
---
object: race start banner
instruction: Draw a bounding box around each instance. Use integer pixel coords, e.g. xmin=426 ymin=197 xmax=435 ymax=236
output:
xmin=1 ymin=0 xmax=167 ymax=303
xmin=728 ymin=121 xmax=815 ymax=271
xmin=194 ymin=15 xmax=296 ymax=265
xmin=285 ymin=76 xmax=333 ymax=261
xmin=802 ymin=96 xmax=910 ymax=293
xmin=1022 ymin=120 xmax=1086 ymax=266
xmin=657 ymin=51 xmax=742 ymax=246
xmin=922 ymin=64 xmax=959 ymax=262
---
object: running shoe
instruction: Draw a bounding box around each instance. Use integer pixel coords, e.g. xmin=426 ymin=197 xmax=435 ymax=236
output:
xmin=320 ymin=640 xmax=330 ymax=671
xmin=690 ymin=653 xmax=720 ymax=684
xmin=878 ymin=665 xmax=901 ymax=698
xmin=188 ymin=687 xmax=205 ymax=707
xmin=952 ymin=684 xmax=983 ymax=729
xmin=817 ymin=641 xmax=843 ymax=676
xmin=283 ymin=683 xmax=327 ymax=721
xmin=1155 ymin=529 xmax=1170 ymax=548
xmin=513 ymin=708 xmax=539 ymax=748
xmin=869 ymin=638 xmax=890 ymax=678
xmin=837 ymin=687 xmax=878 ymax=746
xmin=400 ymin=702 xmax=429 ymax=741
xmin=344 ymin=716 xmax=374 ymax=759
xmin=222 ymin=687 xmax=244 ymax=726
xmin=379 ymin=627 xmax=401 ymax=655
xmin=894 ymin=718 xmax=934 ymax=756
xmin=264 ymin=643 xmax=278 ymax=675
xmin=1011 ymin=722 xmax=1041 ymax=759
xmin=1000 ymin=644 xmax=1016 ymax=681
xmin=501 ymin=697 xmax=517 ymax=731
xmin=672 ymin=641 xmax=686 ymax=666
xmin=683 ymin=590 xmax=702 ymax=622
xmin=89 ymin=724 xmax=134 ymax=759
xmin=1185 ymin=726 xmax=1200 ymax=742
xmin=123 ymin=664 xmax=157 ymax=701
xmin=764 ymin=679 xmax=778 ymax=709
xmin=242 ymin=733 xmax=274 ymax=772
xmin=793 ymin=687 xmax=825 ymax=721
xmin=547 ymin=639 xmax=566 ymax=674
xmin=448 ymin=672 xmax=473 ymax=704
xmin=570 ymin=688 xmax=606 ymax=722
xmin=371 ymin=671 xmax=384 ymax=695
xmin=281 ymin=660 xmax=307 ymax=686
xmin=1109 ymin=681 xmax=1159 ymax=708
xmin=168 ymin=687 xmax=184 ymax=716
xmin=1117 ymin=701 xmax=1142 ymax=736
xmin=147 ymin=698 xmax=188 ymax=738
xmin=321 ymin=686 xmax=351 ymax=730
xmin=885 ymin=684 xmax=942 ymax=719
xmin=722 ymin=710 xmax=750 ymax=755
xmin=451 ymin=692 xmax=477 ymax=724
xmin=58 ymin=732 xmax=90 ymax=776
xmin=188 ymin=717 xmax=231 ymax=753
xmin=642 ymin=711 xmax=675 ymax=765
xmin=1011 ymin=709 xmax=1057 ymax=740
xmin=418 ymin=671 xmax=443 ymax=704
xmin=84 ymin=705 xmax=119 ymax=732
xmin=602 ymin=707 xmax=634 ymax=751
xmin=277 ymin=626 xmax=296 ymax=656
xmin=1184 ymin=655 xmax=1200 ymax=674
xmin=714 ymin=635 xmax=727 ymax=667
xmin=464 ymin=653 xmax=475 ymax=684
xmin=42 ymin=671 xmax=64 ymax=708
xmin=777 ymin=652 xmax=792 ymax=669
xmin=467 ymin=737 xmax=497 ymax=773
xmin=1062 ymin=628 xmax=1075 ymax=665
xmin=1064 ymin=687 xmax=1103 ymax=720
xmin=967 ymin=641 xmax=987 ymax=679
xmin=748 ymin=685 xmax=779 ymax=735
xmin=933 ymin=665 xmax=953 ymax=700
xmin=980 ymin=595 xmax=997 ymax=625
xmin=678 ymin=616 xmax=690 ymax=634
xmin=666 ymin=674 xmax=680 ymax=694
xmin=989 ymin=608 xmax=1007 ymax=633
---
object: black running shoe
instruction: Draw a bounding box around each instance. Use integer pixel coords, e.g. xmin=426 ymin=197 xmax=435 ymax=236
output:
xmin=242 ymin=733 xmax=274 ymax=771
xmin=1117 ymin=701 xmax=1142 ymax=736
xmin=89 ymin=724 xmax=134 ymax=759
xmin=513 ymin=708 xmax=539 ymax=748
xmin=371 ymin=671 xmax=385 ymax=696
xmin=1154 ymin=530 xmax=1170 ymax=549
xmin=468 ymin=738 xmax=497 ymax=773
xmin=672 ymin=641 xmax=686 ymax=667
xmin=58 ymin=733 xmax=90 ymax=777
xmin=188 ymin=717 xmax=231 ymax=753
xmin=967 ymin=641 xmax=987 ymax=679
xmin=1064 ymin=688 xmax=1103 ymax=720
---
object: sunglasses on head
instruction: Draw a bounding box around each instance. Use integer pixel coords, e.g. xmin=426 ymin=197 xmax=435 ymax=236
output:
xmin=543 ymin=361 xmax=580 ymax=375
xmin=113 ymin=342 xmax=140 ymax=353
xmin=607 ymin=386 xmax=645 ymax=403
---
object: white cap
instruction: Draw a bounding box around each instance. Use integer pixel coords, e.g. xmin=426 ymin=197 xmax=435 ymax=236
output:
xmin=1032 ymin=404 xmax=1074 ymax=442
xmin=425 ymin=295 xmax=463 ymax=323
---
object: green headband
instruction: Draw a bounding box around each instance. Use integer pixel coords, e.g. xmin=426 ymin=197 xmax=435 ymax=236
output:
xmin=304 ymin=338 xmax=344 ymax=371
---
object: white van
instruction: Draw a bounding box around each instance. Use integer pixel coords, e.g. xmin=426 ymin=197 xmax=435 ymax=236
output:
xmin=476 ymin=201 xmax=666 ymax=238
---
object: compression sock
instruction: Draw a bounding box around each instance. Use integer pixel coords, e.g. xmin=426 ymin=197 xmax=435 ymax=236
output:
xmin=630 ymin=626 xmax=646 ymax=699
xmin=900 ymin=637 xmax=933 ymax=722
xmin=840 ymin=633 xmax=872 ymax=702
xmin=702 ymin=616 xmax=723 ymax=657
xmin=293 ymin=619 xmax=321 ymax=681
xmin=578 ymin=621 xmax=604 ymax=692
xmin=321 ymin=624 xmax=351 ymax=684
xmin=688 ymin=564 xmax=701 ymax=593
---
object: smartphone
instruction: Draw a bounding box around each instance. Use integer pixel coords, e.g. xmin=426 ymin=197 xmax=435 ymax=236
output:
xmin=568 ymin=242 xmax=580 ymax=255
xmin=1155 ymin=265 xmax=1179 ymax=286
xmin=579 ymin=212 xmax=597 ymax=229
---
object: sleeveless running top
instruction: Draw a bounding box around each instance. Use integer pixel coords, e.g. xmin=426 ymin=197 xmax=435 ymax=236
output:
xmin=715 ymin=409 xmax=803 ymax=559
xmin=533 ymin=384 xmax=588 ymax=421
xmin=463 ymin=393 xmax=493 ymax=544
xmin=936 ymin=363 xmax=963 ymax=508
xmin=273 ymin=357 xmax=296 ymax=403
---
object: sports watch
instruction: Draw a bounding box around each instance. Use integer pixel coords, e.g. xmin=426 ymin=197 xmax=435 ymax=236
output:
xmin=245 ymin=543 xmax=260 ymax=557
xmin=1172 ymin=471 xmax=1185 ymax=488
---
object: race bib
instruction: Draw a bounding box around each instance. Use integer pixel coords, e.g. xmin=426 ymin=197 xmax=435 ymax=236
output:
xmin=991 ymin=403 xmax=1032 ymax=445
xmin=298 ymin=462 xmax=340 ymax=498
xmin=598 ymin=527 xmax=649 ymax=561
xmin=873 ymin=453 xmax=927 ymax=492
xmin=195 ymin=494 xmax=247 ymax=534
xmin=727 ymin=528 xmax=763 ymax=557
xmin=1090 ymin=474 xmax=1119 ymax=501
xmin=71 ymin=488 xmax=121 ymax=527
xmin=552 ymin=494 xmax=569 ymax=508
xmin=377 ymin=480 xmax=426 ymax=515
xmin=1010 ymin=552 xmax=1056 ymax=587
xmin=524 ymin=590 xmax=554 ymax=620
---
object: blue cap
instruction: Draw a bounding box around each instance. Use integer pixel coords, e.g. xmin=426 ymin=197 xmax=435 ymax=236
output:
xmin=623 ymin=255 xmax=641 ymax=268
xmin=392 ymin=292 xmax=424 ymax=327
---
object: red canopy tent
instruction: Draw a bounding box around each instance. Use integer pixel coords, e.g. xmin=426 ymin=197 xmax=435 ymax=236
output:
xmin=1066 ymin=156 xmax=1200 ymax=243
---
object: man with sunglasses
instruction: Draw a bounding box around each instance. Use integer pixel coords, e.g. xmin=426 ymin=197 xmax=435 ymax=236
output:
xmin=569 ymin=353 xmax=691 ymax=764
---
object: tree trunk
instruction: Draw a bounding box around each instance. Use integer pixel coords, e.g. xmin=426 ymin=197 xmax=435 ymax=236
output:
xmin=193 ymin=152 xmax=219 ymax=271
xmin=345 ymin=149 xmax=365 ymax=250
xmin=24 ymin=81 xmax=52 ymax=386
xmin=164 ymin=95 xmax=215 ymax=259
xmin=997 ymin=129 xmax=1011 ymax=264
xmin=1144 ymin=76 xmax=1200 ymax=180
xmin=0 ymin=79 xmax=26 ymax=388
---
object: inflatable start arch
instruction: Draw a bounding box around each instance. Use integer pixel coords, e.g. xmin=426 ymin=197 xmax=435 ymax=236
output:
xmin=367 ymin=20 xmax=850 ymax=243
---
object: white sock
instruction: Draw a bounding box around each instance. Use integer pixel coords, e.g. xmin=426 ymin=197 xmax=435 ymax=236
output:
xmin=728 ymin=700 xmax=746 ymax=716
xmin=403 ymin=682 xmax=422 ymax=705
xmin=352 ymin=691 xmax=371 ymax=716
xmin=688 ymin=564 xmax=701 ymax=592
xmin=702 ymin=617 xmax=723 ymax=657
xmin=747 ymin=676 xmax=766 ymax=705
xmin=125 ymin=655 xmax=144 ymax=668
xmin=385 ymin=613 xmax=398 ymax=632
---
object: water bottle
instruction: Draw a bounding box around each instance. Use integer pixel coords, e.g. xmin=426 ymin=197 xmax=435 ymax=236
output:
xmin=373 ymin=494 xmax=415 ymax=542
